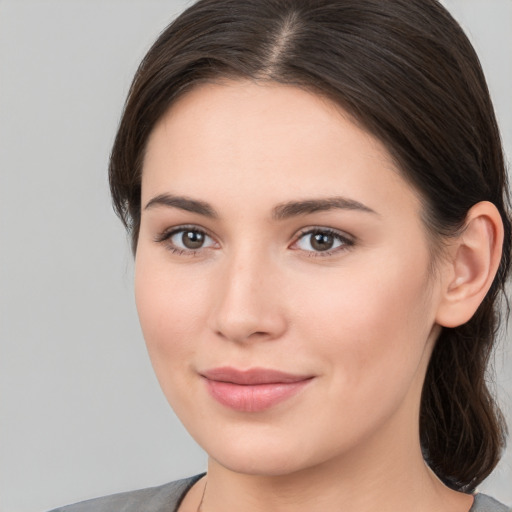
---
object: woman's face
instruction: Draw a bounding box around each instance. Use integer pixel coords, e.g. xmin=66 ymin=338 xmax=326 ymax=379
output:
xmin=136 ymin=81 xmax=446 ymax=476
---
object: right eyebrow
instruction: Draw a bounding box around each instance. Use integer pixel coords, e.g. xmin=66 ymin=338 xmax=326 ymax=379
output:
xmin=144 ymin=193 xmax=218 ymax=218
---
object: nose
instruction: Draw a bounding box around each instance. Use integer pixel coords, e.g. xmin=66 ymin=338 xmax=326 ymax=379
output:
xmin=208 ymin=251 xmax=288 ymax=344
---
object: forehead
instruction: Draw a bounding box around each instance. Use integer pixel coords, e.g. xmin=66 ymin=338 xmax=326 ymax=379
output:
xmin=142 ymin=80 xmax=419 ymax=218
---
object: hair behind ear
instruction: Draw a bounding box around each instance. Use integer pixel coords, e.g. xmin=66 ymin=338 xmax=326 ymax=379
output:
xmin=420 ymin=315 xmax=507 ymax=492
xmin=421 ymin=203 xmax=508 ymax=492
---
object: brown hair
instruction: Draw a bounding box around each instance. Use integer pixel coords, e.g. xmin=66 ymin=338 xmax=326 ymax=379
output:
xmin=109 ymin=0 xmax=510 ymax=492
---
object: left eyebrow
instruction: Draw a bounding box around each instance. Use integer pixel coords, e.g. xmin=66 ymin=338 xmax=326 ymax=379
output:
xmin=272 ymin=197 xmax=378 ymax=220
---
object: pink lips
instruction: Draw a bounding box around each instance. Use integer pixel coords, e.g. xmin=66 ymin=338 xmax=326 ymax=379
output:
xmin=201 ymin=367 xmax=313 ymax=412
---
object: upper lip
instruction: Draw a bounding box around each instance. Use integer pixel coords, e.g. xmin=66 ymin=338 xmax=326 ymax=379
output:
xmin=200 ymin=367 xmax=313 ymax=385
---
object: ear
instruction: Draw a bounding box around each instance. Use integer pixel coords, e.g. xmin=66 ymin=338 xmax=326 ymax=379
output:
xmin=435 ymin=201 xmax=504 ymax=328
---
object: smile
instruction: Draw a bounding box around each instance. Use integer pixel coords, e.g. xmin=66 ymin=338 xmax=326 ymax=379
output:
xmin=200 ymin=367 xmax=314 ymax=412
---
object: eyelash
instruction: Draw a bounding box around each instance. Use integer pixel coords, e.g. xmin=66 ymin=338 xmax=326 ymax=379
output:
xmin=154 ymin=225 xmax=354 ymax=258
xmin=154 ymin=225 xmax=215 ymax=256
xmin=292 ymin=227 xmax=354 ymax=257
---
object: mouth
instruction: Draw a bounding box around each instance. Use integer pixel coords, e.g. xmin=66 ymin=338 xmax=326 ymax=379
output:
xmin=200 ymin=367 xmax=314 ymax=412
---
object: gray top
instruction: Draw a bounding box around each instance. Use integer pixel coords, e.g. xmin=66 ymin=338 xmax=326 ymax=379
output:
xmin=48 ymin=475 xmax=511 ymax=512
xmin=48 ymin=475 xmax=203 ymax=512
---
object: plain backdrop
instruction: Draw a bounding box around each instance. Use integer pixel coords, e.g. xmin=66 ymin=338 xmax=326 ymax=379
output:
xmin=0 ymin=1 xmax=511 ymax=511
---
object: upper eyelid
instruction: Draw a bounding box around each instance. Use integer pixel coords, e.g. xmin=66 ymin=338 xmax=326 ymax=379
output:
xmin=154 ymin=225 xmax=352 ymax=238
xmin=154 ymin=224 xmax=213 ymax=242
xmin=293 ymin=226 xmax=354 ymax=241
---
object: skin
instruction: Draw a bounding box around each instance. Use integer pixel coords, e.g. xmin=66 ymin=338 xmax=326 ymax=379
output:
xmin=135 ymin=81 xmax=486 ymax=512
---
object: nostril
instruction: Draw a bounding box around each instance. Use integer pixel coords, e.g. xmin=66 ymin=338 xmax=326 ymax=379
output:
xmin=214 ymin=329 xmax=271 ymax=342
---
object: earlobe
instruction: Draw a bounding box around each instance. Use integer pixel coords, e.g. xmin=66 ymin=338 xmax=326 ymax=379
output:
xmin=436 ymin=201 xmax=504 ymax=328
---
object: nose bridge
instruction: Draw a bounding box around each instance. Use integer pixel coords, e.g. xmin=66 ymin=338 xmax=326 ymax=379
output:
xmin=210 ymin=244 xmax=286 ymax=343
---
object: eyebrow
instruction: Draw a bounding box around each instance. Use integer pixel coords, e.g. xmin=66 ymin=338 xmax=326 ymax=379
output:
xmin=271 ymin=197 xmax=378 ymax=220
xmin=144 ymin=193 xmax=377 ymax=219
xmin=144 ymin=194 xmax=218 ymax=218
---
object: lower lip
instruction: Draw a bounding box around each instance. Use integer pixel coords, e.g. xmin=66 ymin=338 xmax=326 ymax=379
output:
xmin=204 ymin=379 xmax=311 ymax=412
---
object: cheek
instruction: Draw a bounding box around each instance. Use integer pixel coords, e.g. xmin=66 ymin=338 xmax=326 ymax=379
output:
xmin=289 ymin=250 xmax=435 ymax=402
xmin=134 ymin=251 xmax=210 ymax=373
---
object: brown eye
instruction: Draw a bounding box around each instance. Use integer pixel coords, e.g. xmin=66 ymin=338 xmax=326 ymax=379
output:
xmin=160 ymin=227 xmax=216 ymax=253
xmin=310 ymin=232 xmax=335 ymax=251
xmin=294 ymin=228 xmax=353 ymax=255
xmin=181 ymin=230 xmax=205 ymax=249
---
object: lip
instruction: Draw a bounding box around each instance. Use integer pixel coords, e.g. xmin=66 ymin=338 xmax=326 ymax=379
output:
xmin=200 ymin=367 xmax=314 ymax=412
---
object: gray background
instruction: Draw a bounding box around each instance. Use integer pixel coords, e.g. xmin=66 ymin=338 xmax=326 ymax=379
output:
xmin=0 ymin=1 xmax=510 ymax=511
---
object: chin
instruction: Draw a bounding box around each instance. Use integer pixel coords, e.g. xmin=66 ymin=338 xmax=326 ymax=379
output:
xmin=211 ymin=448 xmax=312 ymax=477
xmin=194 ymin=423 xmax=338 ymax=477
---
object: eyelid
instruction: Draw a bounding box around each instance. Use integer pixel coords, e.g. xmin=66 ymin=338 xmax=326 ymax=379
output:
xmin=290 ymin=226 xmax=355 ymax=256
xmin=154 ymin=224 xmax=218 ymax=254
xmin=154 ymin=224 xmax=207 ymax=242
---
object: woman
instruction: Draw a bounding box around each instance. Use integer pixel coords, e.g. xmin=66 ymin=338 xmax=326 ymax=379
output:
xmin=51 ymin=0 xmax=511 ymax=511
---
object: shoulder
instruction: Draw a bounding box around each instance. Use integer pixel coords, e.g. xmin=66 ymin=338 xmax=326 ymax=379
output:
xmin=47 ymin=474 xmax=204 ymax=512
xmin=470 ymin=493 xmax=511 ymax=512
